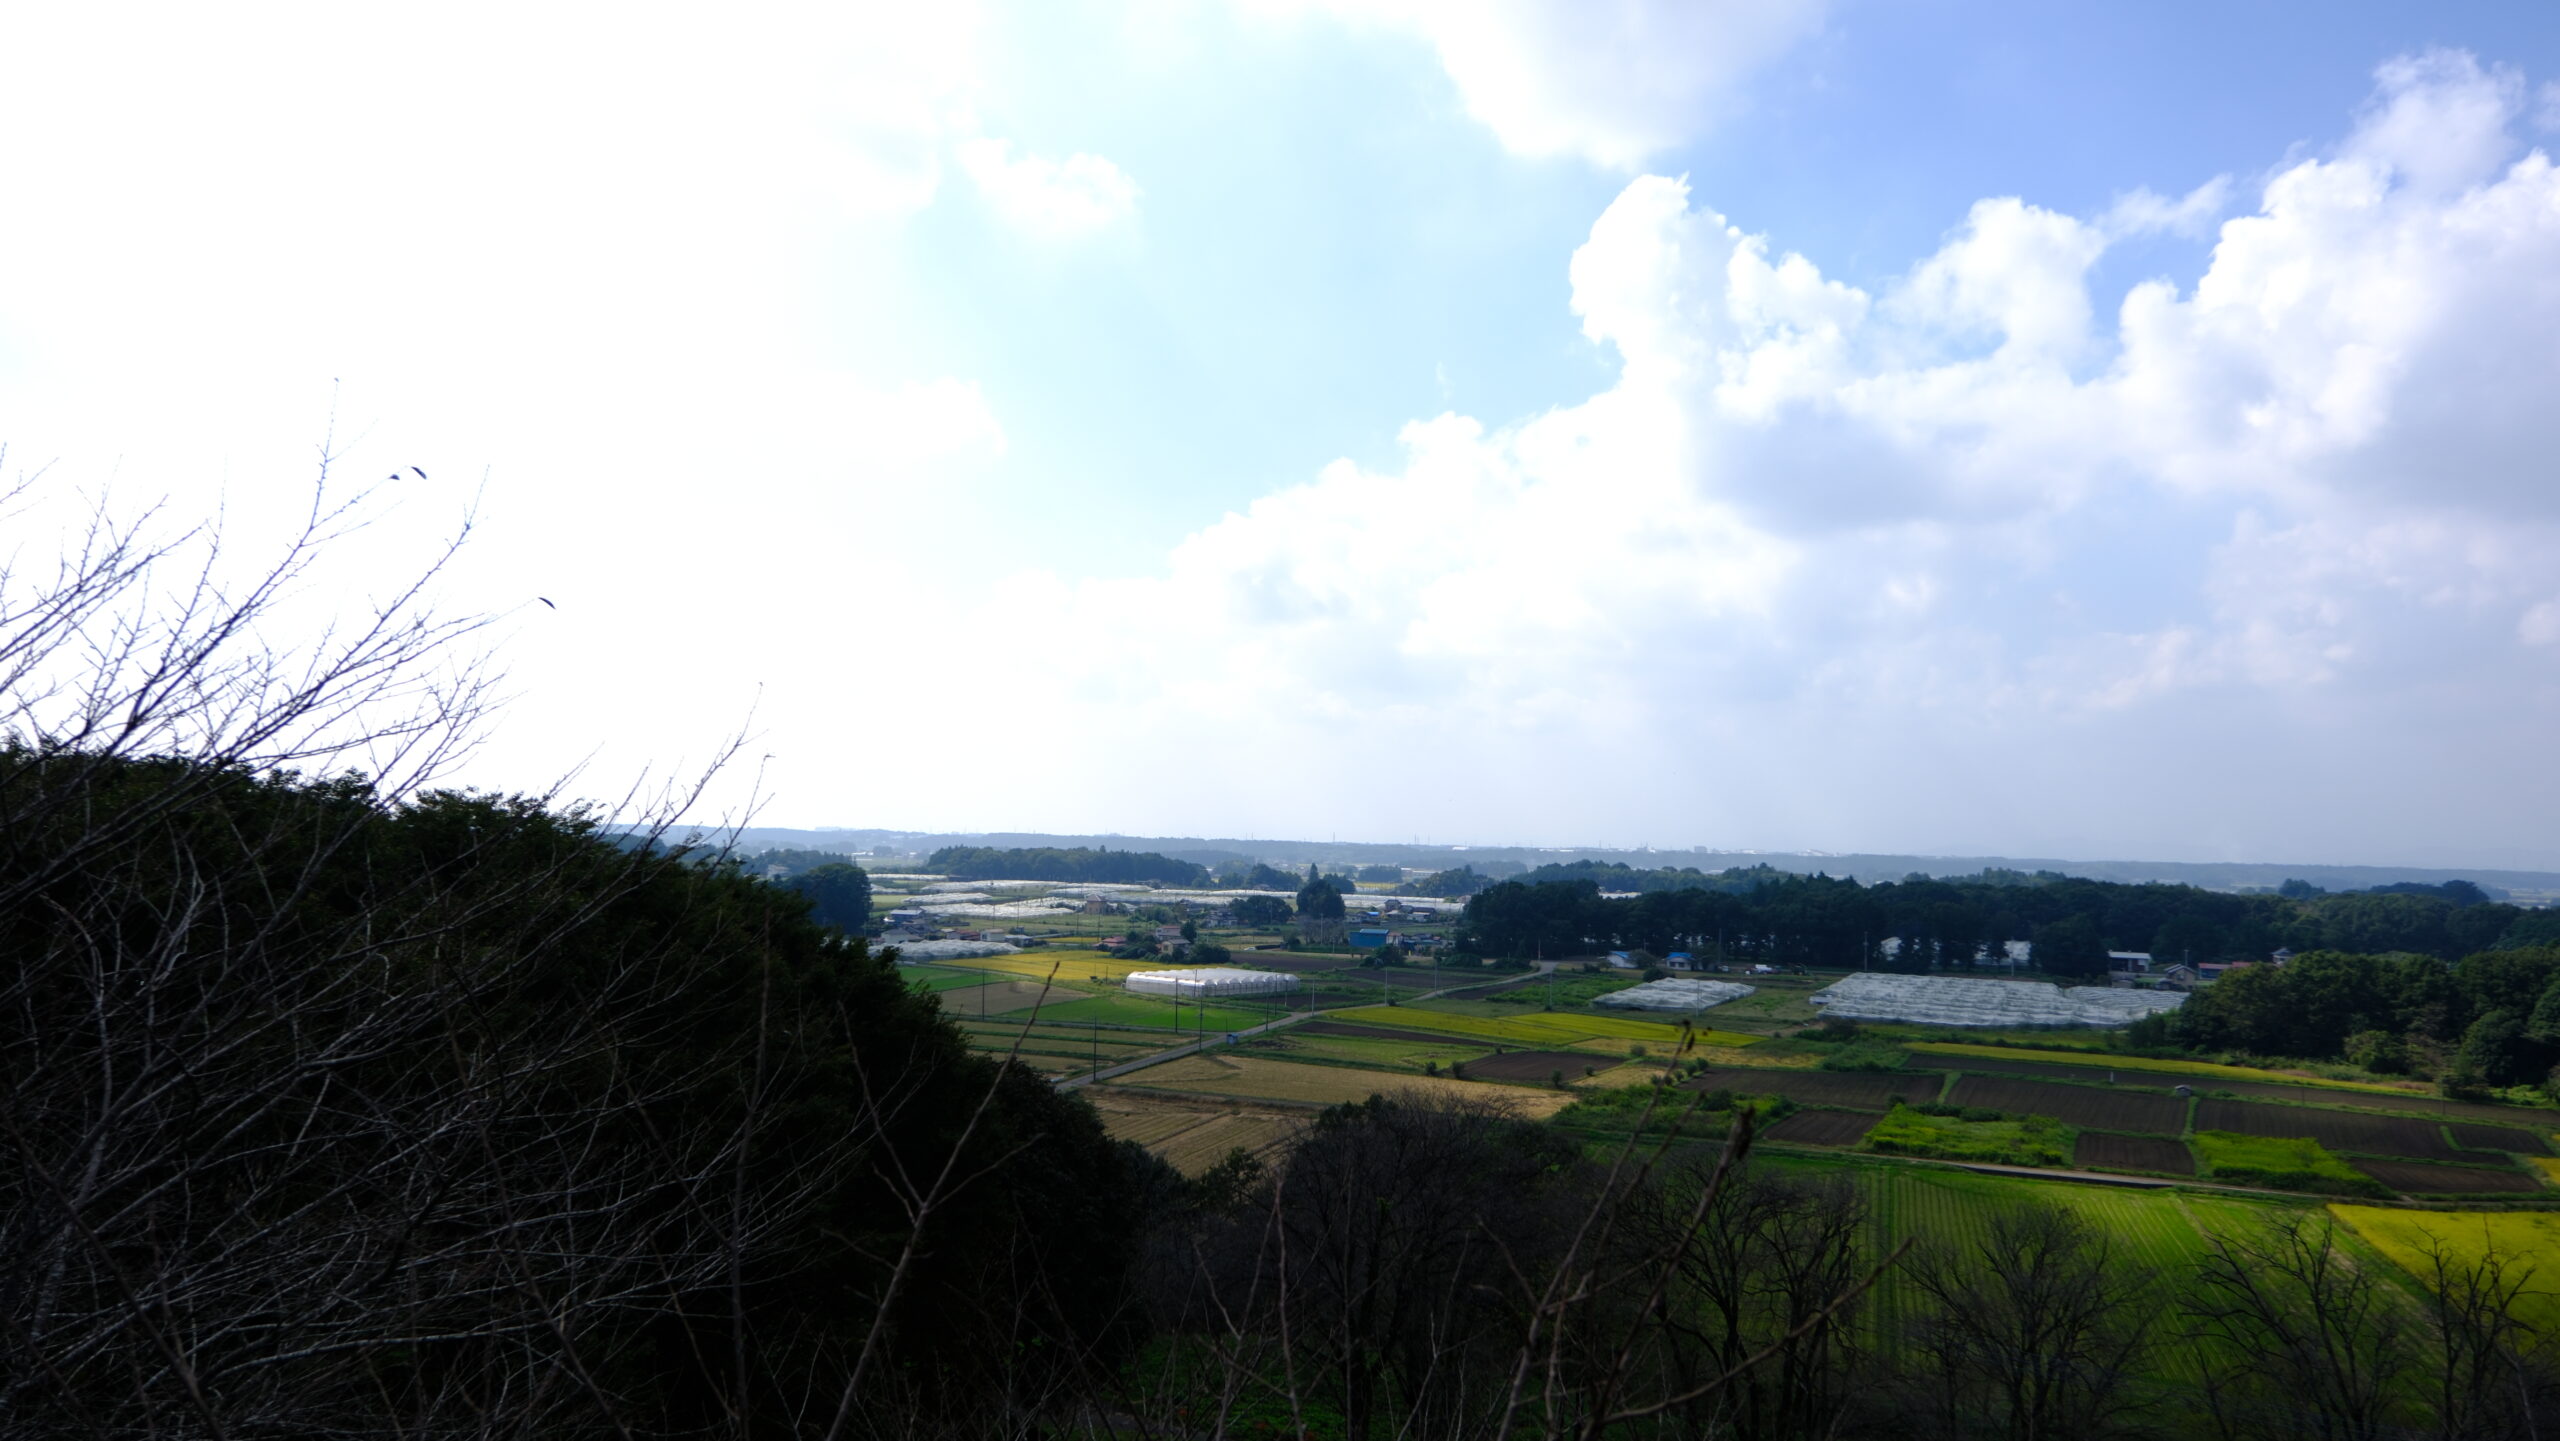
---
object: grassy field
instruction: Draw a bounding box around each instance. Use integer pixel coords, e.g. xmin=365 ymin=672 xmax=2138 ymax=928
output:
xmin=1909 ymin=1042 xmax=2430 ymax=1096
xmin=1031 ymin=992 xmax=1278 ymax=1032
xmin=2193 ymin=1131 xmax=2385 ymax=1195
xmin=2331 ymin=1206 xmax=2560 ymax=1330
xmin=1866 ymin=1105 xmax=2072 ymax=1166
xmin=1112 ymin=1053 xmax=1573 ymax=1114
xmin=1332 ymin=1004 xmax=1754 ymax=1049
xmin=1085 ymin=1092 xmax=1304 ymax=1174
xmin=903 ymin=965 xmax=1007 ymax=994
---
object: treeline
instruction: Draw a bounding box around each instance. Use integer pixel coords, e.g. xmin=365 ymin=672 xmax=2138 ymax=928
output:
xmin=1458 ymin=869 xmax=2544 ymax=975
xmin=2133 ymin=945 xmax=2560 ymax=1089
xmin=927 ymin=843 xmax=1209 ymax=885
xmin=5 ymin=757 xmax=1162 ymax=1437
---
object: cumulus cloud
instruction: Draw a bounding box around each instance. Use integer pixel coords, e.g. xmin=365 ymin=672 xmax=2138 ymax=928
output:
xmin=955 ymin=138 xmax=1142 ymax=238
xmin=933 ymin=49 xmax=2560 ymax=862
xmin=1259 ymin=0 xmax=1826 ymax=167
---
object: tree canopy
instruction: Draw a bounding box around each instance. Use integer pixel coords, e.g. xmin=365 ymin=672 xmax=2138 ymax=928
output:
xmin=927 ymin=844 xmax=1208 ymax=885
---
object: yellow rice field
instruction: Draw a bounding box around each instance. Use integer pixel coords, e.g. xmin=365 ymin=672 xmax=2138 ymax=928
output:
xmin=1328 ymin=1005 xmax=1756 ymax=1050
xmin=2331 ymin=1206 xmax=2560 ymax=1329
xmin=1112 ymin=1053 xmax=1573 ymax=1115
xmin=946 ymin=953 xmax=1165 ymax=985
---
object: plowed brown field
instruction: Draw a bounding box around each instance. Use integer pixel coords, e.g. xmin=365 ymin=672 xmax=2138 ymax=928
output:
xmin=1948 ymin=1076 xmax=2188 ymax=1134
xmin=2351 ymin=1159 xmax=2543 ymax=1195
xmin=1687 ymin=1068 xmax=1934 ymax=1109
xmin=2074 ymin=1133 xmax=2196 ymax=1175
xmin=1763 ymin=1110 xmax=1878 ymax=1147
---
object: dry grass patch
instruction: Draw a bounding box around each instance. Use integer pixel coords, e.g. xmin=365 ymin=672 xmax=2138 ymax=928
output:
xmin=1111 ymin=1053 xmax=1571 ymax=1115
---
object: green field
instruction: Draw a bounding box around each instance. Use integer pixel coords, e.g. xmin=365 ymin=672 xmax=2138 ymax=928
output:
xmin=1783 ymin=1153 xmax=2320 ymax=1366
xmin=903 ymin=965 xmax=1007 ymax=993
xmin=1033 ymin=992 xmax=1276 ymax=1032
xmin=1866 ymin=1104 xmax=2072 ymax=1166
xmin=2192 ymin=1131 xmax=2382 ymax=1195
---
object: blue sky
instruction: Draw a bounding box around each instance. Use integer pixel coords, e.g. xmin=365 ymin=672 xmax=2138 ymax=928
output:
xmin=4 ymin=2 xmax=2558 ymax=867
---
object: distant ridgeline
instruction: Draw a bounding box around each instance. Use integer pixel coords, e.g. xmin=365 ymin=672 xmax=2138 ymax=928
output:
xmin=927 ymin=845 xmax=1209 ymax=886
xmin=1458 ymin=868 xmax=2550 ymax=976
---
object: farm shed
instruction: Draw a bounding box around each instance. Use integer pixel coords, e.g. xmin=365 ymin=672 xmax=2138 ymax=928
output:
xmin=1808 ymin=973 xmax=2186 ymax=1028
xmin=1124 ymin=966 xmax=1301 ymax=1000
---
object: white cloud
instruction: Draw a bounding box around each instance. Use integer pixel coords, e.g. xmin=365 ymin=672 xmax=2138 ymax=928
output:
xmin=914 ymin=49 xmax=2560 ymax=860
xmin=955 ymin=138 xmax=1142 ymax=238
xmin=1255 ymin=0 xmax=1826 ymax=167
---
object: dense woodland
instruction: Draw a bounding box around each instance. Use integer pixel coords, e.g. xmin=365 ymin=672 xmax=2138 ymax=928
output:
xmin=928 ymin=844 xmax=1212 ymax=886
xmin=1457 ymin=868 xmax=2539 ymax=973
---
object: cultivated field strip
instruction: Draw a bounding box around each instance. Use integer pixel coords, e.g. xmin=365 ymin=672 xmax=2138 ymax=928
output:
xmin=2194 ymin=1098 xmax=2465 ymax=1160
xmin=1460 ymin=1050 xmax=1611 ymax=1083
xmin=2447 ymin=1122 xmax=2549 ymax=1154
xmin=1296 ymin=1020 xmax=1495 ymax=1046
xmin=2350 ymin=1159 xmax=2545 ymax=1195
xmin=1908 ymin=1048 xmax=2560 ymax=1125
xmin=1156 ymin=1113 xmax=1300 ymax=1174
xmin=1111 ymin=1053 xmax=1575 ymax=1114
xmin=2073 ymin=1132 xmax=2196 ymax=1176
xmin=1762 ymin=1110 xmax=1877 ymax=1147
xmin=1688 ymin=1067 xmax=1934 ymax=1109
xmin=1946 ymin=1075 xmax=2189 ymax=1134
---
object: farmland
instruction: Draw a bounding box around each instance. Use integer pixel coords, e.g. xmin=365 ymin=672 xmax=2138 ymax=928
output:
xmin=1945 ymin=1075 xmax=2190 ymax=1135
xmin=2073 ymin=1132 xmax=2195 ymax=1175
xmin=2192 ymin=1132 xmax=2381 ymax=1194
xmin=1908 ymin=1041 xmax=2429 ymax=1094
xmin=1762 ymin=1110 xmax=1877 ymax=1147
xmin=1461 ymin=1049 xmax=1615 ymax=1084
xmin=2193 ymin=1097 xmax=2467 ymax=1161
xmin=1866 ymin=1104 xmax=2072 ymax=1166
xmin=2333 ymin=1207 xmax=2560 ymax=1331
xmin=1326 ymin=1004 xmax=1750 ymax=1049
xmin=1690 ymin=1067 xmax=1929 ymax=1110
xmin=1910 ymin=1049 xmax=2559 ymax=1123
xmin=1085 ymin=1091 xmax=1303 ymax=1174
xmin=2447 ymin=1122 xmax=2548 ymax=1153
xmin=1109 ymin=1053 xmax=1573 ymax=1115
xmin=2348 ymin=1159 xmax=2544 ymax=1195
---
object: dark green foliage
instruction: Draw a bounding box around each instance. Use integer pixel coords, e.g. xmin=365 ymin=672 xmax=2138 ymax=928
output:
xmin=1294 ymin=867 xmax=1347 ymax=921
xmin=1227 ymin=893 xmax=1293 ymax=927
xmin=781 ymin=859 xmax=873 ymax=932
xmin=2030 ymin=914 xmax=2107 ymax=979
xmin=1408 ymin=863 xmax=1494 ymax=897
xmin=927 ymin=843 xmax=1209 ymax=885
xmin=3 ymin=754 xmax=1160 ymax=1437
xmin=1217 ymin=861 xmax=1299 ymax=890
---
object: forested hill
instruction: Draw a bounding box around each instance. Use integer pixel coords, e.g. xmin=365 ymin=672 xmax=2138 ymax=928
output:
xmin=1459 ymin=868 xmax=2552 ymax=973
xmin=927 ymin=844 xmax=1209 ymax=885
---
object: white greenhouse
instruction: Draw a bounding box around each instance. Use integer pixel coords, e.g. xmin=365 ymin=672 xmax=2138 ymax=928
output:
xmin=1124 ymin=966 xmax=1300 ymax=1000
xmin=1807 ymin=973 xmax=2185 ymax=1028
xmin=1593 ymin=978 xmax=1757 ymax=1012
